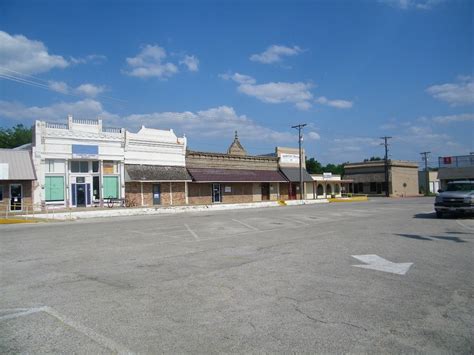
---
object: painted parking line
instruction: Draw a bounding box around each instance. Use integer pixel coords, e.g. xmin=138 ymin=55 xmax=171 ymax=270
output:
xmin=232 ymin=219 xmax=259 ymax=231
xmin=184 ymin=223 xmax=200 ymax=241
xmin=0 ymin=306 xmax=134 ymax=354
xmin=457 ymin=220 xmax=474 ymax=231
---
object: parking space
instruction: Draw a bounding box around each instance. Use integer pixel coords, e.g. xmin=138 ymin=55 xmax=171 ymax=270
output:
xmin=0 ymin=198 xmax=472 ymax=353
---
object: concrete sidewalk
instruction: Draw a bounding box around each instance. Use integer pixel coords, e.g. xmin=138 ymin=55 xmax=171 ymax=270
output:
xmin=25 ymin=199 xmax=329 ymax=221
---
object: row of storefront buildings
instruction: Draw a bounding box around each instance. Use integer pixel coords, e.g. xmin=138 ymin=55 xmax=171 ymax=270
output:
xmin=0 ymin=117 xmax=352 ymax=212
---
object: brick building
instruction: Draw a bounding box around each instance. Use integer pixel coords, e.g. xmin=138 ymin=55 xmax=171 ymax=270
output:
xmin=124 ymin=126 xmax=190 ymax=207
xmin=186 ymin=132 xmax=287 ymax=204
xmin=0 ymin=149 xmax=37 ymax=212
xmin=343 ymin=160 xmax=419 ymax=197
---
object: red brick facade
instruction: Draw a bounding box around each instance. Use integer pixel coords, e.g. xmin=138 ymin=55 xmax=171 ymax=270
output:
xmin=125 ymin=182 xmax=187 ymax=207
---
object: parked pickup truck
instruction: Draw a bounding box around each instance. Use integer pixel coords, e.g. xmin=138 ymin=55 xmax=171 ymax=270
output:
xmin=435 ymin=181 xmax=474 ymax=218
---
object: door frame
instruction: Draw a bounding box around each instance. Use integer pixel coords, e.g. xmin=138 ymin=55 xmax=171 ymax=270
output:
xmin=152 ymin=183 xmax=161 ymax=205
xmin=9 ymin=183 xmax=23 ymax=211
xmin=75 ymin=183 xmax=87 ymax=207
xmin=212 ymin=183 xmax=222 ymax=203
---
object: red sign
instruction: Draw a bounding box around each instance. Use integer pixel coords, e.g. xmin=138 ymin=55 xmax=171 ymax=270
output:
xmin=443 ymin=157 xmax=452 ymax=164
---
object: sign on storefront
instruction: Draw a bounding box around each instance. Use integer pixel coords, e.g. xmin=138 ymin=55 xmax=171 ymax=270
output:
xmin=280 ymin=153 xmax=300 ymax=164
xmin=72 ymin=144 xmax=99 ymax=159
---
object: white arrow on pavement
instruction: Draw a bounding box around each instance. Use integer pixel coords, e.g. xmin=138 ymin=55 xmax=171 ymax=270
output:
xmin=352 ymin=254 xmax=413 ymax=275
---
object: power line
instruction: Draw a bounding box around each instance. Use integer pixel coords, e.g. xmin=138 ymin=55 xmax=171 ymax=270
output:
xmin=292 ymin=123 xmax=307 ymax=200
xmin=0 ymin=66 xmax=126 ymax=103
xmin=380 ymin=136 xmax=392 ymax=197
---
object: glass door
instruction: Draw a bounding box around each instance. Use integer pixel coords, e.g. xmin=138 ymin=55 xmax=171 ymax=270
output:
xmin=153 ymin=184 xmax=161 ymax=205
xmin=10 ymin=184 xmax=22 ymax=211
xmin=212 ymin=183 xmax=221 ymax=203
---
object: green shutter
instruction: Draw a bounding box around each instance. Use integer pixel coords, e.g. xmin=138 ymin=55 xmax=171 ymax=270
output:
xmin=103 ymin=176 xmax=119 ymax=198
xmin=45 ymin=176 xmax=64 ymax=201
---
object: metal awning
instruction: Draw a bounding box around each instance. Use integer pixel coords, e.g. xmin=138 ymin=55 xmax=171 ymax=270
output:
xmin=0 ymin=149 xmax=36 ymax=180
xmin=187 ymin=168 xmax=288 ymax=183
xmin=279 ymin=167 xmax=314 ymax=182
xmin=125 ymin=165 xmax=191 ymax=182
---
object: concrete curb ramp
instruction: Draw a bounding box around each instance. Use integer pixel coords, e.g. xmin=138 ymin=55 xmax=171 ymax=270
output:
xmin=24 ymin=199 xmax=329 ymax=221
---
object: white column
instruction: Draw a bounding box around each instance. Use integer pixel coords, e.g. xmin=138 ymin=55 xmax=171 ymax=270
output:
xmin=140 ymin=181 xmax=144 ymax=207
xmin=169 ymin=182 xmax=173 ymax=205
xmin=99 ymin=160 xmax=104 ymax=207
xmin=185 ymin=181 xmax=189 ymax=205
xmin=65 ymin=159 xmax=69 ymax=207
xmin=120 ymin=161 xmax=125 ymax=199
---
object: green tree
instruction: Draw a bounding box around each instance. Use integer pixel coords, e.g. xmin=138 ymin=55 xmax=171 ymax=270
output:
xmin=305 ymin=157 xmax=323 ymax=174
xmin=0 ymin=124 xmax=32 ymax=148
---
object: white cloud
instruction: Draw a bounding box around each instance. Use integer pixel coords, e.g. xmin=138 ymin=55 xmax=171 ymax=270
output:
xmin=307 ymin=131 xmax=321 ymax=140
xmin=179 ymin=55 xmax=199 ymax=72
xmin=379 ymin=0 xmax=444 ymax=10
xmin=221 ymin=72 xmax=313 ymax=110
xmin=250 ymin=45 xmax=303 ymax=64
xmin=125 ymin=44 xmax=178 ymax=79
xmin=315 ymin=96 xmax=353 ymax=109
xmin=124 ymin=105 xmax=295 ymax=142
xmin=0 ymin=100 xmax=294 ymax=143
xmin=0 ymin=30 xmax=69 ymax=74
xmin=70 ymin=54 xmax=107 ymax=65
xmin=0 ymin=99 xmax=118 ymax=123
xmin=219 ymin=72 xmax=256 ymax=85
xmin=47 ymin=81 xmax=106 ymax=97
xmin=48 ymin=81 xmax=69 ymax=94
xmin=426 ymin=76 xmax=474 ymax=106
xmin=75 ymin=83 xmax=105 ymax=97
xmin=432 ymin=113 xmax=474 ymax=124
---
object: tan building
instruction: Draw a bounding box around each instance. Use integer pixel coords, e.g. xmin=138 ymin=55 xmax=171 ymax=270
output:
xmin=186 ymin=133 xmax=287 ymax=204
xmin=274 ymin=147 xmax=313 ymax=200
xmin=343 ymin=160 xmax=419 ymax=197
xmin=418 ymin=170 xmax=440 ymax=194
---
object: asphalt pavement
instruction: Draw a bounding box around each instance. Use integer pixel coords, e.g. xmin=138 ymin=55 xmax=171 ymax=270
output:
xmin=1 ymin=197 xmax=473 ymax=353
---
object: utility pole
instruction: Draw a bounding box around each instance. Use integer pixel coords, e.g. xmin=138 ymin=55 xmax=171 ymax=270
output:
xmin=292 ymin=123 xmax=307 ymax=200
xmin=380 ymin=136 xmax=392 ymax=197
xmin=420 ymin=151 xmax=431 ymax=196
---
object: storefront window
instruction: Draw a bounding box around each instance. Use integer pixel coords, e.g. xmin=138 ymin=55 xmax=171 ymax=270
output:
xmin=71 ymin=161 xmax=89 ymax=173
xmin=103 ymin=176 xmax=118 ymax=198
xmin=0 ymin=185 xmax=3 ymax=200
xmin=92 ymin=161 xmax=99 ymax=173
xmin=45 ymin=176 xmax=65 ymax=201
xmin=103 ymin=161 xmax=117 ymax=174
xmin=46 ymin=159 xmax=65 ymax=173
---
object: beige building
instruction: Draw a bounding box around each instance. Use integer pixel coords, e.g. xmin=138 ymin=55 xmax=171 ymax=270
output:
xmin=343 ymin=160 xmax=419 ymax=197
xmin=274 ymin=147 xmax=313 ymax=200
xmin=186 ymin=133 xmax=287 ymax=204
xmin=418 ymin=170 xmax=440 ymax=194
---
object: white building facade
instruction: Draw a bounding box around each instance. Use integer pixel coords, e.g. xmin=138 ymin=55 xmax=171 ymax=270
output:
xmin=32 ymin=116 xmax=125 ymax=209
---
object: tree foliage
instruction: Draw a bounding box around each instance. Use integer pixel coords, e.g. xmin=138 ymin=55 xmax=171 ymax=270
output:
xmin=0 ymin=124 xmax=33 ymax=149
xmin=305 ymin=157 xmax=345 ymax=175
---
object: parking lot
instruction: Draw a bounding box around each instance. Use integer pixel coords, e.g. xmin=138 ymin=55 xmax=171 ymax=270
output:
xmin=1 ymin=198 xmax=473 ymax=353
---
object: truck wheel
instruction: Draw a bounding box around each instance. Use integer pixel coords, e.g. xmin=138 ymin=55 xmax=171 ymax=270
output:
xmin=436 ymin=211 xmax=443 ymax=218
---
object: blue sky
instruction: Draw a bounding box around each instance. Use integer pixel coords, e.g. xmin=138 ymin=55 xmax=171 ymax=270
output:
xmin=1 ymin=0 xmax=472 ymax=166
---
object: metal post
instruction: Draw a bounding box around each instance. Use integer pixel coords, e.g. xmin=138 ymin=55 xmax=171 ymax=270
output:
xmin=420 ymin=151 xmax=431 ymax=195
xmin=380 ymin=136 xmax=392 ymax=197
xmin=292 ymin=123 xmax=307 ymax=200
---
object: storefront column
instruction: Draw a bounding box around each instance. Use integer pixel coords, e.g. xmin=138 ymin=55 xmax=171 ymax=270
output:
xmin=119 ymin=161 xmax=125 ymax=199
xmin=140 ymin=181 xmax=144 ymax=206
xmin=185 ymin=181 xmax=189 ymax=205
xmin=169 ymin=182 xmax=173 ymax=205
xmin=99 ymin=160 xmax=104 ymax=207
xmin=65 ymin=159 xmax=70 ymax=208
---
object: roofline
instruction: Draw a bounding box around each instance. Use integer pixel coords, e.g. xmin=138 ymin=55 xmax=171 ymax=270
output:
xmin=186 ymin=150 xmax=279 ymax=161
xmin=191 ymin=180 xmax=288 ymax=183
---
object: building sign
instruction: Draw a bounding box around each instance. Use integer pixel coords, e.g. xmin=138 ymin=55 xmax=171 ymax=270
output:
xmin=0 ymin=163 xmax=8 ymax=179
xmin=280 ymin=153 xmax=300 ymax=164
xmin=72 ymin=144 xmax=99 ymax=159
xmin=323 ymin=172 xmax=332 ymax=178
xmin=225 ymin=186 xmax=232 ymax=193
xmin=439 ymin=155 xmax=474 ymax=168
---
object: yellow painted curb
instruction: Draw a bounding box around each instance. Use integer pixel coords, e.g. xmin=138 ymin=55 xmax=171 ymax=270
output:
xmin=0 ymin=218 xmax=40 ymax=224
xmin=278 ymin=200 xmax=287 ymax=206
xmin=328 ymin=196 xmax=368 ymax=203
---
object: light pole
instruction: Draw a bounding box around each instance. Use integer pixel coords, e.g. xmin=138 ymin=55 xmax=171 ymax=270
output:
xmin=420 ymin=151 xmax=431 ymax=195
xmin=292 ymin=123 xmax=307 ymax=200
xmin=380 ymin=136 xmax=392 ymax=197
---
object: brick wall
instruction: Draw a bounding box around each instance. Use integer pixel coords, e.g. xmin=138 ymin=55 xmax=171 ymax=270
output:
xmin=125 ymin=181 xmax=187 ymax=207
xmin=187 ymin=152 xmax=279 ymax=170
